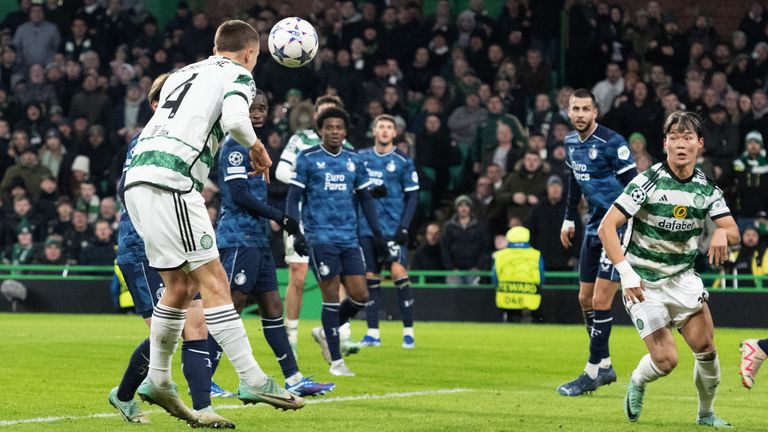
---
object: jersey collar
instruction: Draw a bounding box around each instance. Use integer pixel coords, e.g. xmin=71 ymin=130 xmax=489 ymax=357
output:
xmin=374 ymin=145 xmax=395 ymax=157
xmin=577 ymin=123 xmax=599 ymax=144
xmin=662 ymin=161 xmax=695 ymax=183
xmin=320 ymin=144 xmax=343 ymax=157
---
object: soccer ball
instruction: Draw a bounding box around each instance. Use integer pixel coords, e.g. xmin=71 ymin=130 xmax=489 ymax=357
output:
xmin=268 ymin=17 xmax=318 ymax=68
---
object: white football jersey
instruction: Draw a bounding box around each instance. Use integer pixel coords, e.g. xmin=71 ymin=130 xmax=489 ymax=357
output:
xmin=125 ymin=56 xmax=256 ymax=193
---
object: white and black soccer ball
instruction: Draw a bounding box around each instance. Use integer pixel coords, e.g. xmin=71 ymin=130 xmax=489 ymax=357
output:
xmin=268 ymin=17 xmax=318 ymax=68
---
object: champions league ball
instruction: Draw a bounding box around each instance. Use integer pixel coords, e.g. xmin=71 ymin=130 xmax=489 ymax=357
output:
xmin=268 ymin=17 xmax=319 ymax=68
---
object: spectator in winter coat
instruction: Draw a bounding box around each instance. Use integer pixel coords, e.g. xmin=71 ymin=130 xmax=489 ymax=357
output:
xmin=78 ymin=219 xmax=115 ymax=265
xmin=441 ymin=195 xmax=492 ymax=285
xmin=498 ymin=151 xmax=550 ymax=222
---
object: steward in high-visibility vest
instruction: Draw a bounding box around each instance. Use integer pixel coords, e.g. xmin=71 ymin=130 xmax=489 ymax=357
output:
xmin=492 ymin=226 xmax=544 ymax=310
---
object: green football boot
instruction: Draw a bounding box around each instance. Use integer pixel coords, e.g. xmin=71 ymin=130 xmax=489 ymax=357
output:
xmin=137 ymin=378 xmax=198 ymax=424
xmin=192 ymin=406 xmax=235 ymax=429
xmin=108 ymin=387 xmax=150 ymax=424
xmin=238 ymin=376 xmax=306 ymax=410
xmin=624 ymin=380 xmax=646 ymax=422
xmin=697 ymin=413 xmax=733 ymax=429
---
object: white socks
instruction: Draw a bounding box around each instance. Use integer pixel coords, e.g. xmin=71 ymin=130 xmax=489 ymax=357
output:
xmin=631 ymin=353 xmax=667 ymax=386
xmin=403 ymin=327 xmax=414 ymax=338
xmin=585 ymin=362 xmax=599 ymax=379
xmin=148 ymin=304 xmax=186 ymax=387
xmin=367 ymin=328 xmax=380 ymax=339
xmin=204 ymin=304 xmax=267 ymax=387
xmin=694 ymin=351 xmax=720 ymax=417
xmin=286 ymin=319 xmax=299 ymax=346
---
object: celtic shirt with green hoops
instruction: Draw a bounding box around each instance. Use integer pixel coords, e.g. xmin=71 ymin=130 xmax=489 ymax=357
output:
xmin=125 ymin=56 xmax=255 ymax=193
xmin=613 ymin=162 xmax=731 ymax=282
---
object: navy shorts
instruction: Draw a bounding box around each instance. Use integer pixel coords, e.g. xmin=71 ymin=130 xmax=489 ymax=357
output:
xmin=308 ymin=243 xmax=366 ymax=281
xmin=359 ymin=236 xmax=408 ymax=274
xmin=220 ymin=247 xmax=278 ymax=295
xmin=579 ymin=232 xmax=621 ymax=283
xmin=118 ymin=260 xmax=202 ymax=318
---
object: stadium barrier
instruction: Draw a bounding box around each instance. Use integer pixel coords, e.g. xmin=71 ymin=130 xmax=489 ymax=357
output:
xmin=0 ymin=265 xmax=766 ymax=327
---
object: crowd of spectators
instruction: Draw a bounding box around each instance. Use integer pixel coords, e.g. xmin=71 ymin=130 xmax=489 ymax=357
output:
xmin=0 ymin=0 xmax=766 ymax=280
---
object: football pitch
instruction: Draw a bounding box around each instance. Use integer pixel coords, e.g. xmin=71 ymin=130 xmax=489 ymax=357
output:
xmin=1 ymin=314 xmax=767 ymax=432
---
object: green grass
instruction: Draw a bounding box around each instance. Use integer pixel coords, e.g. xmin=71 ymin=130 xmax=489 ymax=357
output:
xmin=1 ymin=314 xmax=766 ymax=431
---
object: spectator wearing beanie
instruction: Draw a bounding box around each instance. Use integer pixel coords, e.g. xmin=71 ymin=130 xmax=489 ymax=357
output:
xmin=64 ymin=154 xmax=89 ymax=199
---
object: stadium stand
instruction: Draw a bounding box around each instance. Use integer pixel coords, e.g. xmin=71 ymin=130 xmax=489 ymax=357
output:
xmin=0 ymin=0 xmax=766 ymax=281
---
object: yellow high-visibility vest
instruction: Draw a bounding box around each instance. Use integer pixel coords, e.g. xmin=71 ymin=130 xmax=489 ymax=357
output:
xmin=494 ymin=247 xmax=541 ymax=310
xmin=114 ymin=262 xmax=135 ymax=309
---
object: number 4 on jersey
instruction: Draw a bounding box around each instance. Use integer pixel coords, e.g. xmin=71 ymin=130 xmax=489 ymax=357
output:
xmin=162 ymin=73 xmax=198 ymax=118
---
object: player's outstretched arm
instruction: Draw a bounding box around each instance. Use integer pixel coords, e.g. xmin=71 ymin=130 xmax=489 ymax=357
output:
xmin=598 ymin=205 xmax=644 ymax=302
xmin=708 ymin=215 xmax=740 ymax=266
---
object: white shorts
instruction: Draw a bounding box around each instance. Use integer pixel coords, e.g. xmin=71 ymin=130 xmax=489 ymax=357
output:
xmin=125 ymin=184 xmax=219 ymax=272
xmin=624 ymin=269 xmax=709 ymax=339
xmin=283 ymin=231 xmax=309 ymax=264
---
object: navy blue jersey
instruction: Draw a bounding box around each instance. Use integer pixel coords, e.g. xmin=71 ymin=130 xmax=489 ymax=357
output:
xmin=565 ymin=124 xmax=636 ymax=234
xmin=216 ymin=137 xmax=270 ymax=248
xmin=357 ymin=148 xmax=419 ymax=237
xmin=291 ymin=146 xmax=370 ymax=247
xmin=116 ymin=134 xmax=146 ymax=264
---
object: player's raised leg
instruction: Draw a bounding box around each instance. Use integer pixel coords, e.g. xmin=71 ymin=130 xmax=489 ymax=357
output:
xmin=625 ymin=326 xmax=676 ymax=422
xmin=740 ymin=338 xmax=768 ymax=389
xmin=189 ymin=260 xmax=304 ymax=410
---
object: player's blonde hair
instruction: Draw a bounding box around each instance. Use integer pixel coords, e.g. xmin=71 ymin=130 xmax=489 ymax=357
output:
xmin=148 ymin=73 xmax=169 ymax=105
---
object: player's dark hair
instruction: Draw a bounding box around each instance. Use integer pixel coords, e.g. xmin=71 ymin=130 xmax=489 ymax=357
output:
xmin=214 ymin=20 xmax=259 ymax=53
xmin=663 ymin=111 xmax=703 ymax=137
xmin=314 ymin=95 xmax=343 ymax=112
xmin=570 ymin=88 xmax=597 ymax=107
xmin=373 ymin=114 xmax=396 ymax=128
xmin=316 ymin=107 xmax=351 ymax=130
xmin=148 ymin=73 xmax=169 ymax=105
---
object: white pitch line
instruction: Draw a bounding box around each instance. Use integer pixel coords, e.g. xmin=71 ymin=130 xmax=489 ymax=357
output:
xmin=0 ymin=388 xmax=471 ymax=427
